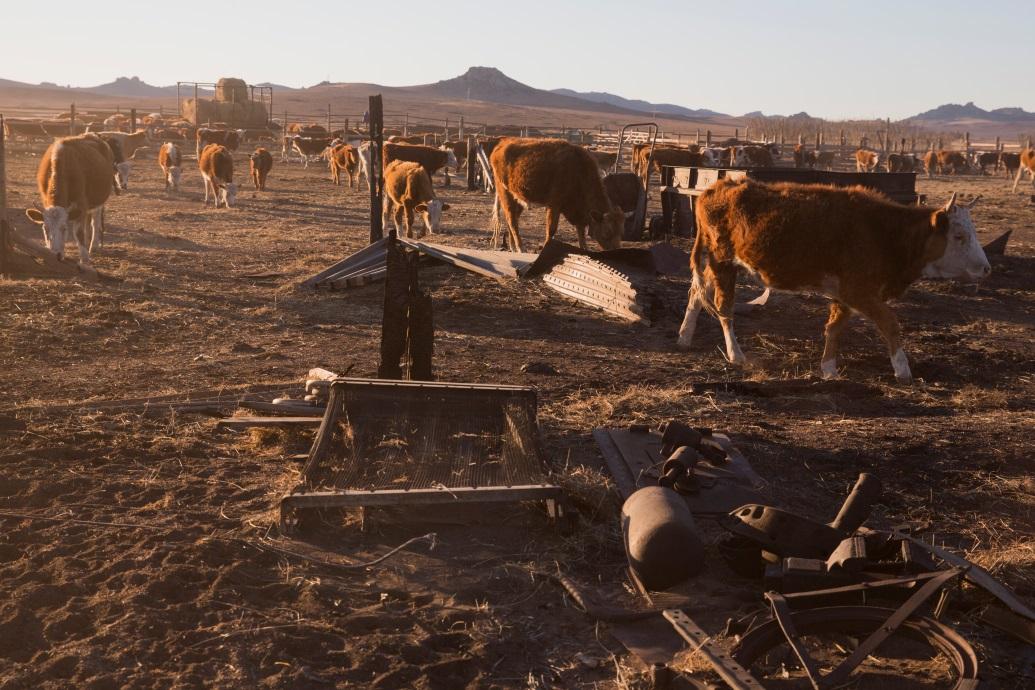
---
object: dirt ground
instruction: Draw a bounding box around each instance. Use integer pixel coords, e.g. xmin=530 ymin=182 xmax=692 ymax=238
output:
xmin=0 ymin=144 xmax=1033 ymax=689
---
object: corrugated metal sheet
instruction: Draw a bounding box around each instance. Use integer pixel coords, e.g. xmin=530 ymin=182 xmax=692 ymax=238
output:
xmin=542 ymin=254 xmax=653 ymax=324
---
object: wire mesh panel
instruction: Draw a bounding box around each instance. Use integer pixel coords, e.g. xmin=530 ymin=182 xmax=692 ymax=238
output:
xmin=281 ymin=379 xmax=562 ymax=529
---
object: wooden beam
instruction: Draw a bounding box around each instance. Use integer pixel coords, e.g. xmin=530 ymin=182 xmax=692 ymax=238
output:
xmin=368 ymin=94 xmax=384 ymax=244
xmin=216 ymin=416 xmax=323 ymax=429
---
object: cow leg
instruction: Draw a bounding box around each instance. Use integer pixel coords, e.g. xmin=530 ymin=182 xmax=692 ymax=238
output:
xmin=545 ymin=208 xmax=562 ymax=247
xmin=712 ymin=263 xmax=746 ymax=364
xmin=855 ymin=299 xmax=912 ymax=383
xmin=676 ymin=271 xmax=708 ymax=350
xmin=381 ymin=196 xmax=393 ymax=234
xmin=443 ymin=169 xmax=451 ymax=187
xmin=202 ymin=176 xmax=211 ymax=205
xmin=75 ymin=217 xmax=92 ymax=267
xmin=820 ymin=301 xmax=852 ymax=379
xmin=496 ymin=188 xmax=524 ymax=252
xmin=402 ymin=205 xmax=414 ymax=238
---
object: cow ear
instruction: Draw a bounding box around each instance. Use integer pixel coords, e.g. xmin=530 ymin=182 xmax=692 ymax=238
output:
xmin=25 ymin=208 xmax=44 ymax=223
xmin=931 ymin=210 xmax=949 ymax=234
xmin=589 ymin=210 xmax=603 ymax=223
xmin=441 ymin=203 xmax=450 ymax=211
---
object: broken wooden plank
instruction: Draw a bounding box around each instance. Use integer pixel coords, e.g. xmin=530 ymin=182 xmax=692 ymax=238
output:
xmin=8 ymin=226 xmax=99 ymax=281
xmin=216 ymin=416 xmax=323 ymax=429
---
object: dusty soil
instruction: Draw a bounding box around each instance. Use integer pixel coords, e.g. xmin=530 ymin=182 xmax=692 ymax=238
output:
xmin=0 ymin=145 xmax=1033 ymax=689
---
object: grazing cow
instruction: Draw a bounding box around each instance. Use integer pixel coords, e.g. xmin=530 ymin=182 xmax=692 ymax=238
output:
xmin=937 ymin=150 xmax=969 ymax=175
xmin=328 ymin=143 xmax=360 ymax=188
xmin=96 ymin=133 xmax=131 ymax=193
xmin=855 ymin=149 xmax=880 ymax=172
xmin=734 ymin=146 xmax=775 ymax=168
xmin=152 ymin=127 xmax=188 ymax=142
xmin=291 ymin=136 xmax=333 ymax=168
xmin=250 ymin=148 xmax=273 ymax=191
xmin=677 ymin=179 xmax=990 ymax=383
xmin=634 ymin=146 xmax=708 ymax=183
xmin=923 ymin=150 xmax=939 ymax=177
xmin=199 ymin=144 xmax=237 ymax=208
xmin=382 ymin=160 xmax=450 ymax=238
xmin=975 ymin=151 xmax=1000 ymax=175
xmin=1000 ymin=151 xmax=1021 ymax=180
xmin=382 ymin=142 xmax=458 ymax=186
xmin=793 ymin=144 xmax=817 ymax=169
xmin=885 ymin=153 xmax=922 ymax=173
xmin=196 ymin=128 xmax=242 ymax=157
xmin=25 ymin=134 xmax=114 ymax=266
xmin=489 ymin=137 xmax=625 ymax=252
xmin=97 ymin=130 xmax=150 ymax=160
xmin=1011 ymin=148 xmax=1035 ymax=192
xmin=815 ymin=150 xmax=837 ymax=170
xmin=441 ymin=140 xmax=468 ymax=172
xmin=159 ymin=142 xmax=182 ymax=191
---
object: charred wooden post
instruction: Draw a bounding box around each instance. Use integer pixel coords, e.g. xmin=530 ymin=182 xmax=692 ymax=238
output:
xmin=69 ymin=104 xmax=76 ymax=136
xmin=368 ymin=95 xmax=384 ymax=244
xmin=378 ymin=236 xmax=434 ymax=381
xmin=0 ymin=114 xmax=8 ymax=277
xmin=466 ymin=135 xmax=477 ymax=191
xmin=706 ymin=130 xmax=712 ymax=146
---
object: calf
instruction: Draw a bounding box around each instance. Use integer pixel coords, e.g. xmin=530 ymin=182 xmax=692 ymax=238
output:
xmin=699 ymin=147 xmax=730 ymax=166
xmin=25 ymin=133 xmax=114 ymax=266
xmin=250 ymin=148 xmax=273 ymax=191
xmin=793 ymin=144 xmax=817 ymax=169
xmin=158 ymin=142 xmax=182 ymax=191
xmin=383 ymin=142 xmax=458 ymax=186
xmin=975 ymin=151 xmax=1000 ymax=175
xmin=489 ymin=137 xmax=624 ymax=252
xmin=815 ymin=150 xmax=837 ymax=170
xmin=199 ymin=144 xmax=237 ymax=208
xmin=1011 ymin=148 xmax=1035 ymax=192
xmin=855 ymin=149 xmax=880 ymax=172
xmin=291 ymin=136 xmax=332 ymax=168
xmin=382 ymin=160 xmax=450 ymax=238
xmin=734 ymin=146 xmax=774 ymax=168
xmin=1000 ymin=151 xmax=1021 ymax=180
xmin=677 ymin=179 xmax=990 ymax=383
xmin=937 ymin=150 xmax=969 ymax=175
xmin=196 ymin=128 xmax=242 ymax=157
xmin=885 ymin=153 xmax=921 ymax=173
xmin=328 ymin=143 xmax=360 ymax=188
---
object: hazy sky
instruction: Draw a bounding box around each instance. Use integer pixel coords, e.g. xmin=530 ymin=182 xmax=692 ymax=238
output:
xmin=3 ymin=0 xmax=1032 ymax=119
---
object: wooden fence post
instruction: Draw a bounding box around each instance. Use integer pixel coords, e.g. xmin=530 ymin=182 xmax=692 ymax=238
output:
xmin=696 ymin=128 xmax=700 ymax=145
xmin=964 ymin=132 xmax=970 ymax=153
xmin=458 ymin=116 xmax=464 ymax=142
xmin=326 ymin=104 xmax=331 ymax=133
xmin=70 ymin=104 xmax=76 ymax=136
xmin=466 ymin=135 xmax=477 ymax=191
xmin=404 ymin=113 xmax=409 ymax=137
xmin=0 ymin=113 xmax=8 ymax=277
xmin=995 ymin=136 xmax=1001 ymax=152
xmin=130 ymin=108 xmax=137 ymax=134
xmin=193 ymin=84 xmax=199 ymax=126
xmin=369 ymin=95 xmax=384 ymax=245
xmin=706 ymin=130 xmax=712 ymax=146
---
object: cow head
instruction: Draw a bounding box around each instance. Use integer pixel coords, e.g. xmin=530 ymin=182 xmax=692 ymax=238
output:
xmin=168 ymin=165 xmax=182 ymax=190
xmin=922 ymin=193 xmax=991 ymax=283
xmin=444 ymin=148 xmax=459 ymax=170
xmin=115 ymin=161 xmax=131 ymax=191
xmin=416 ymin=199 xmax=450 ymax=234
xmin=26 ymin=202 xmax=79 ymax=260
xmin=732 ymin=147 xmax=749 ymax=166
xmin=220 ymin=183 xmax=238 ymax=209
xmin=589 ymin=206 xmax=625 ymax=250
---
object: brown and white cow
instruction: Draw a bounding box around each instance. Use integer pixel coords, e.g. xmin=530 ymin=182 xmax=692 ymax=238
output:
xmin=291 ymin=136 xmax=333 ymax=168
xmin=441 ymin=140 xmax=468 ymax=172
xmin=489 ymin=137 xmax=624 ymax=252
xmin=25 ymin=134 xmax=114 ymax=266
xmin=199 ymin=143 xmax=237 ymax=208
xmin=937 ymin=150 xmax=969 ymax=175
xmin=793 ymin=144 xmax=817 ymax=169
xmin=999 ymin=151 xmax=1021 ymax=179
xmin=634 ymin=145 xmax=708 ymax=183
xmin=815 ymin=150 xmax=837 ymax=171
xmin=1011 ymin=148 xmax=1035 ymax=192
xmin=382 ymin=160 xmax=450 ymax=238
xmin=196 ymin=128 xmax=242 ymax=157
xmin=383 ymin=142 xmax=458 ymax=186
xmin=734 ymin=146 xmax=775 ymax=168
xmin=388 ymin=134 xmax=427 ymax=145
xmin=676 ymin=179 xmax=990 ymax=383
xmin=250 ymin=148 xmax=273 ymax=191
xmin=974 ymin=151 xmax=1000 ymax=175
xmin=855 ymin=149 xmax=880 ymax=172
xmin=158 ymin=142 xmax=182 ymax=191
xmin=98 ymin=130 xmax=150 ymax=159
xmin=96 ymin=133 xmax=132 ymax=192
xmin=328 ymin=143 xmax=360 ymax=188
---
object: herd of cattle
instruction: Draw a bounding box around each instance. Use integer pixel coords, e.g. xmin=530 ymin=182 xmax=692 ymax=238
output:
xmin=16 ymin=119 xmax=1031 ymax=383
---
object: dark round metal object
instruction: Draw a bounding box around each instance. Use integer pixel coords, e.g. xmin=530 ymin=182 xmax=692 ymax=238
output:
xmin=731 ymin=605 xmax=979 ymax=689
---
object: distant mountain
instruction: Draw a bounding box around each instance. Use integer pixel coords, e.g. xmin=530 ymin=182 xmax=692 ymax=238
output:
xmin=84 ymin=76 xmax=176 ymax=98
xmin=551 ymin=88 xmax=726 ymax=119
xmin=911 ymin=102 xmax=1035 ymax=123
xmin=406 ymin=67 xmax=645 ymax=115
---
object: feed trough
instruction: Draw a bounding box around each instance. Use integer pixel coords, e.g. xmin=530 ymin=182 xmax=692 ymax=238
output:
xmin=280 ymin=378 xmax=566 ymax=531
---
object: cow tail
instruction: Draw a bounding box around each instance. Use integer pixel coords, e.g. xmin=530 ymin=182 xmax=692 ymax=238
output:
xmin=690 ymin=196 xmax=719 ymax=319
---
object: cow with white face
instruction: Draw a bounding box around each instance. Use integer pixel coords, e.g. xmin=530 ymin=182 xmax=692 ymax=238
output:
xmin=25 ymin=134 xmax=114 ymax=266
xmin=920 ymin=194 xmax=990 ymax=283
